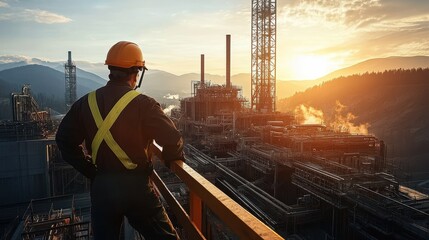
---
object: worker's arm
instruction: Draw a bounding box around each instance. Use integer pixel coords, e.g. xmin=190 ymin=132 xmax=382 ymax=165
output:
xmin=145 ymin=100 xmax=185 ymax=167
xmin=56 ymin=100 xmax=97 ymax=179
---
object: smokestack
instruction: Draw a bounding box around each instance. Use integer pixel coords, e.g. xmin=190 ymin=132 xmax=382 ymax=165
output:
xmin=68 ymin=51 xmax=72 ymax=65
xmin=201 ymin=54 xmax=205 ymax=86
xmin=226 ymin=34 xmax=231 ymax=88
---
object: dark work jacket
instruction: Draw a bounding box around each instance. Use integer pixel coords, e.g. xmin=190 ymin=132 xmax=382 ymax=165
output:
xmin=56 ymin=80 xmax=184 ymax=179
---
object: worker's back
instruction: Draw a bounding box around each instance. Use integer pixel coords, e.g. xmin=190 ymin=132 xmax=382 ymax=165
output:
xmin=77 ymin=81 xmax=156 ymax=172
xmin=55 ymin=41 xmax=182 ymax=240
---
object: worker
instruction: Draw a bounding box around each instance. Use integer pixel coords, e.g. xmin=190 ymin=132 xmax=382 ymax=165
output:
xmin=56 ymin=41 xmax=184 ymax=240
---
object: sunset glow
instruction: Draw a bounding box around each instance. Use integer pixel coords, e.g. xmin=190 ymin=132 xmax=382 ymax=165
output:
xmin=290 ymin=55 xmax=339 ymax=80
xmin=0 ymin=0 xmax=428 ymax=80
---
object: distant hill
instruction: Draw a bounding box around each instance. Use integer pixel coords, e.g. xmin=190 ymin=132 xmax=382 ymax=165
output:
xmin=0 ymin=61 xmax=28 ymax=72
xmin=277 ymin=79 xmax=318 ymax=98
xmin=223 ymin=56 xmax=429 ymax=99
xmin=1 ymin=55 xmax=428 ymax=118
xmin=0 ymin=64 xmax=102 ymax=98
xmin=0 ymin=56 xmax=108 ymax=87
xmin=0 ymin=64 xmax=250 ymax=116
xmin=278 ymin=69 xmax=429 ymax=178
xmin=2 ymin=55 xmax=429 ymax=98
xmin=0 ymin=55 xmax=109 ymax=81
xmin=0 ymin=64 xmax=104 ymax=115
xmin=275 ymin=56 xmax=429 ymax=98
xmin=0 ymin=55 xmax=313 ymax=100
xmin=318 ymin=56 xmax=429 ymax=83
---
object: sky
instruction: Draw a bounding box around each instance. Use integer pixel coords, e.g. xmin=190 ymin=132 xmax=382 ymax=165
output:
xmin=0 ymin=0 xmax=428 ymax=80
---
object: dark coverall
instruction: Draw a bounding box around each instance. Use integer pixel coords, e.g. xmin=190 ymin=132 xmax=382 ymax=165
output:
xmin=56 ymin=80 xmax=184 ymax=240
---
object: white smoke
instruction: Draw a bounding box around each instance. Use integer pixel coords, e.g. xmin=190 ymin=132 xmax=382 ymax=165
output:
xmin=163 ymin=93 xmax=179 ymax=100
xmin=330 ymin=100 xmax=370 ymax=135
xmin=163 ymin=105 xmax=177 ymax=116
xmin=294 ymin=102 xmax=370 ymax=135
xmin=294 ymin=104 xmax=324 ymax=124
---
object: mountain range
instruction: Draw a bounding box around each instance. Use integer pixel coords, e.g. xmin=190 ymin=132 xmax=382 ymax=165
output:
xmin=3 ymin=55 xmax=429 ymax=101
xmin=276 ymin=56 xmax=429 ymax=97
xmin=1 ymin=55 xmax=428 ymax=107
xmin=0 ymin=55 xmax=428 ymax=178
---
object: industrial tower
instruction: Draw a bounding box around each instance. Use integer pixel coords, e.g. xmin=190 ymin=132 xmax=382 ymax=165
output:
xmin=251 ymin=0 xmax=276 ymax=112
xmin=65 ymin=51 xmax=76 ymax=111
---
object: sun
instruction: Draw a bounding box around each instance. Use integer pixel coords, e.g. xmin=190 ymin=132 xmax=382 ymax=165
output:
xmin=291 ymin=55 xmax=337 ymax=80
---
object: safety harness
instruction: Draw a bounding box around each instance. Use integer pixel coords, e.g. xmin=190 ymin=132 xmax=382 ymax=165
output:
xmin=88 ymin=90 xmax=140 ymax=169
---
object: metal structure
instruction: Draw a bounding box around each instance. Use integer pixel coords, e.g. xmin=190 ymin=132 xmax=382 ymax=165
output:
xmin=251 ymin=0 xmax=276 ymax=112
xmin=65 ymin=51 xmax=77 ymax=111
xmin=180 ymin=35 xmax=246 ymax=139
xmin=4 ymin=85 xmax=51 ymax=141
xmin=226 ymin=34 xmax=231 ymax=88
xmin=21 ymin=195 xmax=90 ymax=240
xmin=11 ymin=85 xmax=48 ymax=122
xmin=0 ymin=139 xmax=55 ymax=206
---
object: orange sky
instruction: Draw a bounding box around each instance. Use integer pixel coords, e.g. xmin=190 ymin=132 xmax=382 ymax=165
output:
xmin=1 ymin=0 xmax=428 ymax=80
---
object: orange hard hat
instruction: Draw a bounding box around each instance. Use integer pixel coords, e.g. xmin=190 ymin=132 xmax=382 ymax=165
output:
xmin=105 ymin=41 xmax=145 ymax=68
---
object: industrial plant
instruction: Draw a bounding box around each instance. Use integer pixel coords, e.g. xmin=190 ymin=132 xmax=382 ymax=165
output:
xmin=0 ymin=0 xmax=428 ymax=239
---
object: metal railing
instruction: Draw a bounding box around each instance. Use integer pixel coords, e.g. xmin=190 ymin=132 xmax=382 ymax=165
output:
xmin=149 ymin=144 xmax=284 ymax=240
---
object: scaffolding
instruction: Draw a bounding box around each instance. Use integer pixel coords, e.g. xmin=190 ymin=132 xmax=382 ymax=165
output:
xmin=251 ymin=0 xmax=276 ymax=112
xmin=22 ymin=195 xmax=90 ymax=240
xmin=10 ymin=85 xmax=49 ymax=123
xmin=2 ymin=85 xmax=52 ymax=141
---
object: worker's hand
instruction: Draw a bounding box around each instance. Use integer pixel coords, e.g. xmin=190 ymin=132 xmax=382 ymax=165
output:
xmin=85 ymin=155 xmax=93 ymax=163
xmin=84 ymin=155 xmax=97 ymax=180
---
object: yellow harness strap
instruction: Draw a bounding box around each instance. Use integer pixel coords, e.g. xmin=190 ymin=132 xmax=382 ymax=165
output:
xmin=88 ymin=90 xmax=140 ymax=169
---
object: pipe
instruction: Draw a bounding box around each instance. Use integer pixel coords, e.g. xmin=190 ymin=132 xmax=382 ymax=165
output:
xmin=226 ymin=34 xmax=231 ymax=88
xmin=200 ymin=54 xmax=205 ymax=86
xmin=68 ymin=51 xmax=72 ymax=65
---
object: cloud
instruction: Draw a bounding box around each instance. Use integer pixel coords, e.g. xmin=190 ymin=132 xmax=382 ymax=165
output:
xmin=315 ymin=17 xmax=429 ymax=63
xmin=278 ymin=0 xmax=429 ymax=72
xmin=0 ymin=1 xmax=8 ymax=8
xmin=343 ymin=0 xmax=383 ymax=27
xmin=0 ymin=55 xmax=31 ymax=63
xmin=23 ymin=9 xmax=72 ymax=24
xmin=0 ymin=8 xmax=71 ymax=24
xmin=279 ymin=0 xmax=383 ymax=28
xmin=280 ymin=0 xmax=429 ymax=28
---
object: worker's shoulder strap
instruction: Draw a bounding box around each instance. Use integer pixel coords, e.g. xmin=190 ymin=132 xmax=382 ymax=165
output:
xmin=87 ymin=90 xmax=140 ymax=169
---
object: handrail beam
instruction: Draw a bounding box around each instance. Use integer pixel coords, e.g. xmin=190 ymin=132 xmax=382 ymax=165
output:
xmin=150 ymin=144 xmax=284 ymax=240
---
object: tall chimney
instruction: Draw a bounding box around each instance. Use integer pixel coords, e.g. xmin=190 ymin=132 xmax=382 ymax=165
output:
xmin=201 ymin=54 xmax=205 ymax=86
xmin=226 ymin=34 xmax=231 ymax=88
xmin=68 ymin=51 xmax=72 ymax=64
